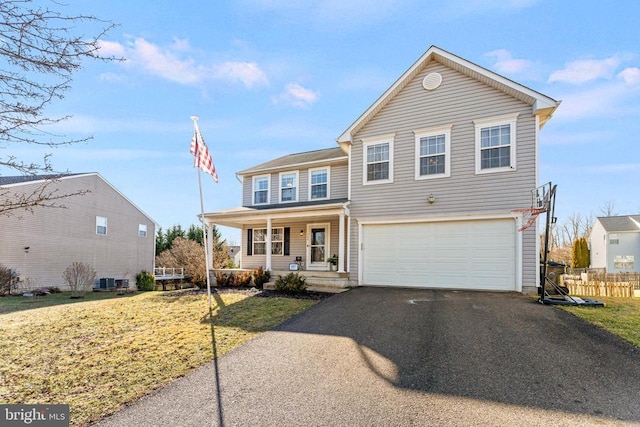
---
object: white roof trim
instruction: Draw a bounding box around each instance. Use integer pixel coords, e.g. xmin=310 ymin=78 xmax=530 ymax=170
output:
xmin=3 ymin=172 xmax=158 ymax=226
xmin=337 ymin=45 xmax=560 ymax=143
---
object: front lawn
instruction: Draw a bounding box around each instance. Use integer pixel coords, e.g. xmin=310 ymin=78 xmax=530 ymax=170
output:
xmin=0 ymin=290 xmax=318 ymax=426
xmin=561 ymin=296 xmax=640 ymax=348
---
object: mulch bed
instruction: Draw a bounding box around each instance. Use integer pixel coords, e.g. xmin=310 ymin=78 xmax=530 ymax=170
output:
xmin=161 ymin=287 xmax=332 ymax=300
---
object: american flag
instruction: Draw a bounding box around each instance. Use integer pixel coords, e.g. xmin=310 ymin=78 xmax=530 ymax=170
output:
xmin=190 ymin=126 xmax=219 ymax=183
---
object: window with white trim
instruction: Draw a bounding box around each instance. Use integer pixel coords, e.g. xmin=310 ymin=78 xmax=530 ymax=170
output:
xmin=363 ymin=134 xmax=394 ymax=184
xmin=253 ymin=227 xmax=284 ymax=255
xmin=279 ymin=171 xmax=298 ymax=203
xmin=96 ymin=216 xmax=107 ymax=235
xmin=474 ymin=113 xmax=518 ymax=174
xmin=138 ymin=224 xmax=147 ymax=237
xmin=415 ymin=125 xmax=452 ymax=179
xmin=609 ymin=234 xmax=619 ymax=245
xmin=252 ymin=175 xmax=270 ymax=205
xmin=309 ymin=167 xmax=329 ymax=200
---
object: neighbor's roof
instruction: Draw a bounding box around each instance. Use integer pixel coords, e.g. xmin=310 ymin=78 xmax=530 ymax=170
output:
xmin=337 ymin=45 xmax=561 ymax=144
xmin=0 ymin=173 xmax=85 ymax=186
xmin=597 ymin=215 xmax=640 ymax=232
xmin=237 ymin=147 xmax=347 ymax=176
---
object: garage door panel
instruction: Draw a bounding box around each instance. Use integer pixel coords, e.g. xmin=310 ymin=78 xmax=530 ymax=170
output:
xmin=362 ymin=219 xmax=516 ymax=291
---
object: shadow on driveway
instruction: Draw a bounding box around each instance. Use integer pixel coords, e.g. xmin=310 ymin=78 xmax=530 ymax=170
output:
xmin=276 ymin=288 xmax=640 ymax=421
xmin=95 ymin=287 xmax=640 ymax=426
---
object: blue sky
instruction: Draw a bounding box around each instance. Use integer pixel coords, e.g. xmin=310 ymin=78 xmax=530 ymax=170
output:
xmin=11 ymin=0 xmax=640 ymax=243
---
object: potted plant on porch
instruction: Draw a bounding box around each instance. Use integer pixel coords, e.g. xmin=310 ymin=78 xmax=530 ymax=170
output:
xmin=327 ymin=254 xmax=338 ymax=271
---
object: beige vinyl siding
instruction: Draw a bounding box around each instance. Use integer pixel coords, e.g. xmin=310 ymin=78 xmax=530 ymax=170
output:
xmin=349 ymin=62 xmax=539 ymax=289
xmin=241 ymin=161 xmax=348 ymax=206
xmin=0 ymin=175 xmax=155 ymax=290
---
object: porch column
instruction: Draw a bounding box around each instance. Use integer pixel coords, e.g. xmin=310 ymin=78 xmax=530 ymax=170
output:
xmin=338 ymin=213 xmax=345 ymax=273
xmin=206 ymin=223 xmax=214 ymax=269
xmin=266 ymin=218 xmax=272 ymax=271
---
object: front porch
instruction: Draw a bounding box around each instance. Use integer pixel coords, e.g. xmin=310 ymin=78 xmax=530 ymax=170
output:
xmin=210 ymin=268 xmax=351 ymax=293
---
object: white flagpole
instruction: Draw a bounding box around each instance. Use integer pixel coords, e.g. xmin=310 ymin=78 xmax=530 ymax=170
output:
xmin=191 ymin=116 xmax=213 ymax=308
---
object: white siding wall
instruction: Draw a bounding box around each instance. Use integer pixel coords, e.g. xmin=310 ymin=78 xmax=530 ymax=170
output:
xmin=348 ymin=62 xmax=539 ymax=290
xmin=0 ymin=175 xmax=155 ymax=289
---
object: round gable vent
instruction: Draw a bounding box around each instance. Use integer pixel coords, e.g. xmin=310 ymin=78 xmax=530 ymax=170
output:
xmin=422 ymin=72 xmax=442 ymax=91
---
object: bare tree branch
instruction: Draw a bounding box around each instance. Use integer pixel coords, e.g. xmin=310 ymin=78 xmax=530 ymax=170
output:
xmin=0 ymin=0 xmax=120 ymax=214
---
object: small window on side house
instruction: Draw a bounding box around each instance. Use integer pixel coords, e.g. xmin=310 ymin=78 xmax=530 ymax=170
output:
xmin=609 ymin=234 xmax=619 ymax=245
xmin=474 ymin=113 xmax=518 ymax=174
xmin=139 ymin=224 xmax=147 ymax=237
xmin=96 ymin=216 xmax=107 ymax=235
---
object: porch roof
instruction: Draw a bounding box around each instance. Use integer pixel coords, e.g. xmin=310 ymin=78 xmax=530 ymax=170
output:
xmin=204 ymin=199 xmax=349 ymax=228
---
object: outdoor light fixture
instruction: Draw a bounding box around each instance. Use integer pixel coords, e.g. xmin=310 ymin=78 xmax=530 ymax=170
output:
xmin=427 ymin=194 xmax=436 ymax=204
xmin=24 ymin=246 xmax=30 ymax=253
xmin=299 ymin=229 xmax=304 ymax=236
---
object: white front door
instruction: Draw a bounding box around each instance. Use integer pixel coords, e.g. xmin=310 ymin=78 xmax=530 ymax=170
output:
xmin=307 ymin=223 xmax=330 ymax=270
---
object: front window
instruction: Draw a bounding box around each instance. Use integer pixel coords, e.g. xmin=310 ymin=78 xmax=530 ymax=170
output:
xmin=280 ymin=172 xmax=298 ymax=202
xmin=474 ymin=113 xmax=518 ymax=174
xmin=415 ymin=125 xmax=452 ymax=179
xmin=253 ymin=228 xmax=284 ymax=255
xmin=253 ymin=175 xmax=270 ymax=205
xmin=363 ymin=134 xmax=394 ymax=184
xmin=96 ymin=216 xmax=107 ymax=235
xmin=309 ymin=168 xmax=329 ymax=200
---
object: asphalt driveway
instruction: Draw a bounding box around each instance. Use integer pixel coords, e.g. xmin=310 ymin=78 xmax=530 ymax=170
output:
xmin=95 ymin=288 xmax=640 ymax=426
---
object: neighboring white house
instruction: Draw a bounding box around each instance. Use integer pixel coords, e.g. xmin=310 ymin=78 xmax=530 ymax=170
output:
xmin=0 ymin=173 xmax=157 ymax=290
xmin=590 ymin=215 xmax=640 ymax=273
xmin=204 ymin=45 xmax=560 ymax=294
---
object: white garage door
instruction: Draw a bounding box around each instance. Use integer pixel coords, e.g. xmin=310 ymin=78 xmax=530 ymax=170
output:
xmin=361 ymin=219 xmax=516 ymax=291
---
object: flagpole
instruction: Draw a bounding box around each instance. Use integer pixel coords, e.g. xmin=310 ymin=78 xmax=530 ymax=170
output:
xmin=191 ymin=116 xmax=213 ymax=309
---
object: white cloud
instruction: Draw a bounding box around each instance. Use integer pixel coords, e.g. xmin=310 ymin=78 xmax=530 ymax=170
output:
xmin=618 ymin=67 xmax=640 ymax=86
xmin=101 ymin=37 xmax=268 ymax=88
xmin=485 ymin=49 xmax=537 ymax=79
xmin=272 ymin=83 xmax=319 ymax=108
xmin=213 ymin=62 xmax=269 ymax=88
xmin=548 ymin=56 xmax=621 ymax=84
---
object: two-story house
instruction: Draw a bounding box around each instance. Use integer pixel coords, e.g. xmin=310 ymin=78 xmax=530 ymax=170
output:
xmin=204 ymin=46 xmax=560 ymax=294
xmin=0 ymin=173 xmax=156 ymax=290
xmin=590 ymin=215 xmax=640 ymax=273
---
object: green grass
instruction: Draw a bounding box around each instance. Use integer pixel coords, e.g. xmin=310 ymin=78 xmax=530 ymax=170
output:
xmin=561 ymin=296 xmax=640 ymax=348
xmin=0 ymin=291 xmax=318 ymax=426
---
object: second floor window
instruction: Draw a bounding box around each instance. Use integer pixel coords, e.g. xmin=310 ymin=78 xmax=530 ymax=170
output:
xmin=138 ymin=224 xmax=147 ymax=237
xmin=253 ymin=176 xmax=269 ymax=205
xmin=415 ymin=125 xmax=451 ymax=180
xmin=474 ymin=113 xmax=518 ymax=174
xmin=280 ymin=172 xmax=298 ymax=202
xmin=363 ymin=134 xmax=394 ymax=185
xmin=310 ymin=168 xmax=328 ymax=199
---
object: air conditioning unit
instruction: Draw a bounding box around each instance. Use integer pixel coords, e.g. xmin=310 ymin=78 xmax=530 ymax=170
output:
xmin=99 ymin=278 xmax=116 ymax=289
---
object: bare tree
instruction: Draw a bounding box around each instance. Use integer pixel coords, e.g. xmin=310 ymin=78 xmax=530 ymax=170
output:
xmin=62 ymin=261 xmax=96 ymax=297
xmin=599 ymin=200 xmax=617 ymax=217
xmin=0 ymin=0 xmax=118 ymax=216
